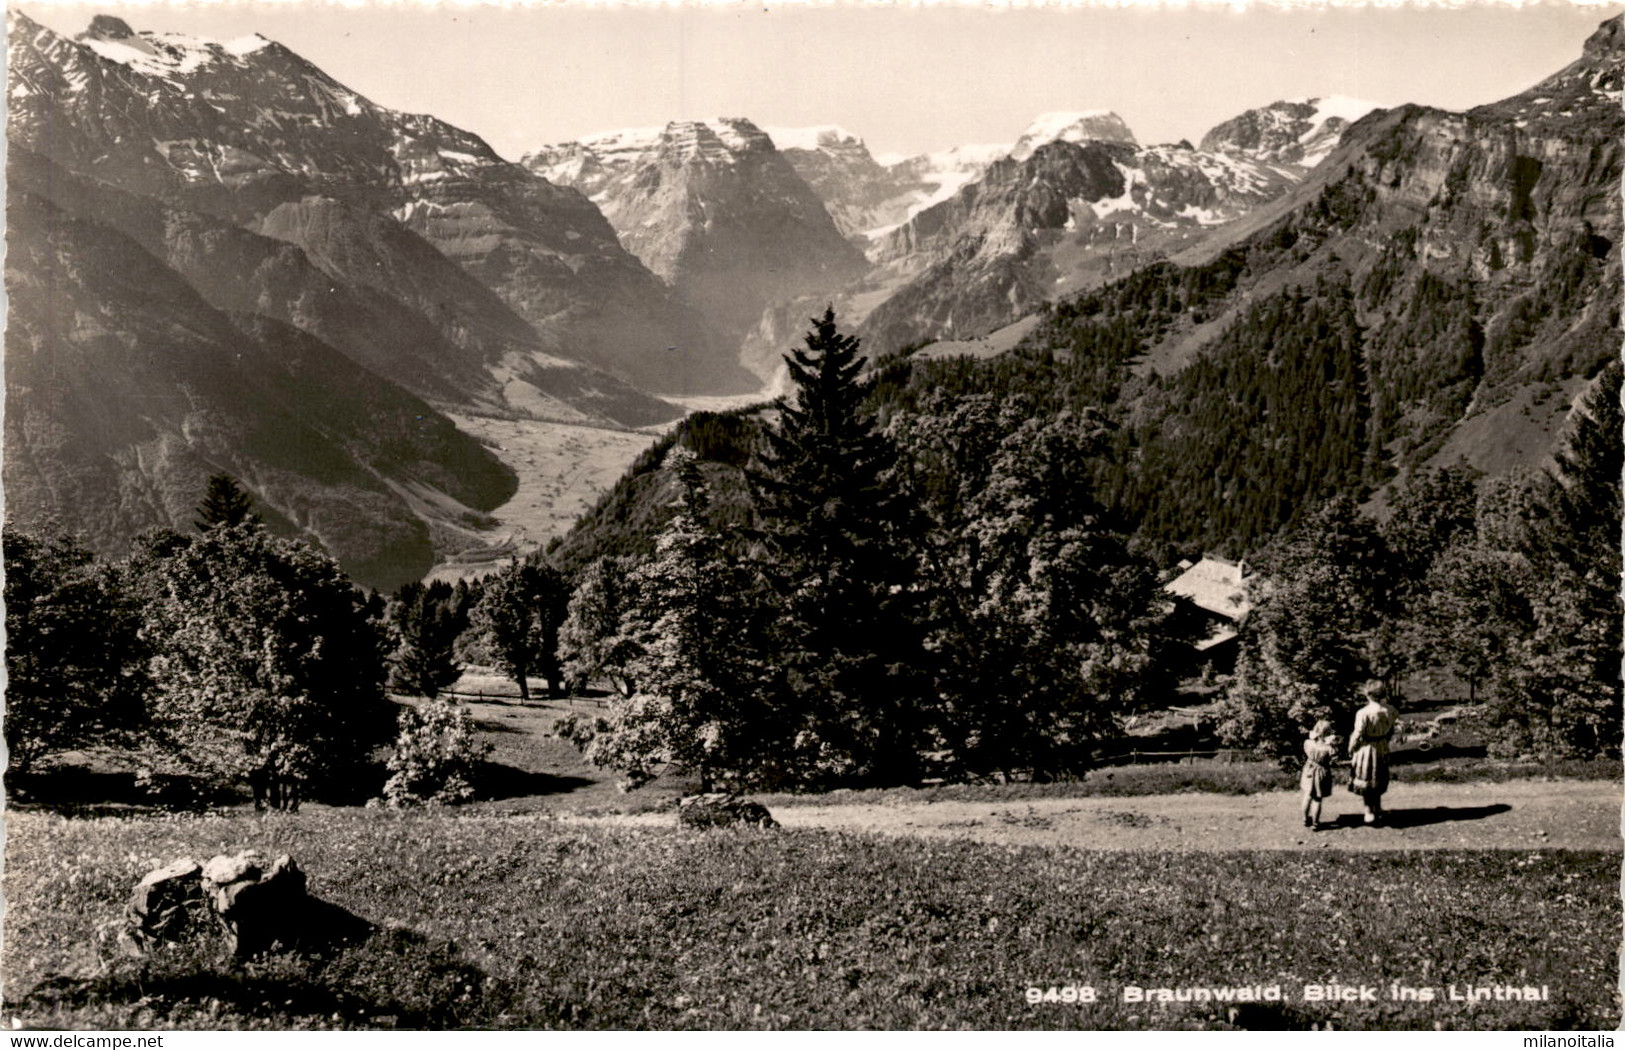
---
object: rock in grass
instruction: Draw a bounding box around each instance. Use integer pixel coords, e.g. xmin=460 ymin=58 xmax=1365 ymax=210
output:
xmin=123 ymin=857 xmax=207 ymax=951
xmin=121 ymin=851 xmax=370 ymax=960
xmin=201 ymin=851 xmax=309 ymax=957
xmin=677 ymin=792 xmax=778 ymax=829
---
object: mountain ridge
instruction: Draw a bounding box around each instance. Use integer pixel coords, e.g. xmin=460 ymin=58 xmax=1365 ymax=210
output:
xmin=10 ymin=10 xmax=748 ymax=397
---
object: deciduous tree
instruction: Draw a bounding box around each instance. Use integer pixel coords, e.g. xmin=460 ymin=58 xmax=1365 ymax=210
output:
xmin=385 ymin=580 xmax=465 ymax=698
xmin=562 ymin=449 xmax=778 ymax=789
xmin=133 ymin=523 xmax=391 ymax=809
xmin=3 ymin=525 xmax=144 ymax=772
xmin=467 ymin=559 xmax=570 ymax=702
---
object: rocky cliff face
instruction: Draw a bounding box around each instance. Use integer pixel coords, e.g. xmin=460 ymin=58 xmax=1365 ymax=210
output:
xmin=1199 ymin=97 xmax=1381 ymax=172
xmin=857 ymin=133 xmax=1298 ymax=354
xmin=771 ymin=113 xmax=1139 ymax=251
xmin=8 ymin=12 xmax=742 ymax=396
xmin=1119 ymin=13 xmax=1623 ymax=480
xmin=770 ymin=126 xmax=929 ymax=245
xmin=524 ymin=118 xmax=869 ymax=371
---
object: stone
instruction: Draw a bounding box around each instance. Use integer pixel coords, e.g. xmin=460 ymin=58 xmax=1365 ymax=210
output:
xmin=124 ymin=857 xmax=206 ymax=949
xmin=200 ymin=851 xmax=309 ymax=957
xmin=677 ymin=792 xmax=778 ymax=830
xmin=119 ymin=851 xmax=371 ymax=960
xmin=201 ymin=852 xmax=262 ymax=887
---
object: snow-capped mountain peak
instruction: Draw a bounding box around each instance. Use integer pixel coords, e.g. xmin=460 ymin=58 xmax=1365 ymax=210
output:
xmin=1010 ymin=110 xmax=1138 ymax=159
xmin=762 ymin=124 xmax=863 ymax=152
xmin=1199 ymin=95 xmax=1382 ymax=171
xmin=70 ymin=16 xmax=287 ymax=83
xmin=223 ymin=33 xmax=273 ymax=57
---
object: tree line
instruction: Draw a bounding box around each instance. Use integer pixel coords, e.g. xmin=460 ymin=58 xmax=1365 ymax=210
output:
xmin=1221 ymin=360 xmax=1622 ymax=759
xmin=549 ymin=309 xmax=1192 ymax=790
xmin=9 ymin=309 xmax=1617 ymax=804
xmin=5 ymin=477 xmax=558 ymax=809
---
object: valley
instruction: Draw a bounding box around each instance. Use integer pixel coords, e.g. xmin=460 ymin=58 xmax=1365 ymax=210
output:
xmin=421 ymin=415 xmax=665 ymax=585
xmin=11 ymin=7 xmax=1616 ymax=582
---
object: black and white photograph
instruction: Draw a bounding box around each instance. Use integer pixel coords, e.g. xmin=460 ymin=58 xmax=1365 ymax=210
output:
xmin=2 ymin=0 xmax=1621 ymax=1034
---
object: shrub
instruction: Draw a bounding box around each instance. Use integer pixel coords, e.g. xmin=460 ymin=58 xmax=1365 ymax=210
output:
xmin=377 ymin=700 xmax=492 ymax=807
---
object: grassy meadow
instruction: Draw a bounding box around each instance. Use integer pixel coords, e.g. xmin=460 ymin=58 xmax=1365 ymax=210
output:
xmin=3 ymin=807 xmax=1618 ymax=1031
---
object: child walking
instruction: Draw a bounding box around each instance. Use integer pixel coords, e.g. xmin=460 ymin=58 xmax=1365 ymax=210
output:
xmin=1301 ymin=719 xmax=1339 ymax=830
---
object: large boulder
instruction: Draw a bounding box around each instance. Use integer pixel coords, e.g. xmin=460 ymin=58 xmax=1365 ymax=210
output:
xmin=122 ymin=858 xmax=207 ymax=952
xmin=676 ymin=792 xmax=778 ymax=830
xmin=200 ymin=851 xmax=309 ymax=957
xmin=119 ymin=850 xmax=349 ymax=958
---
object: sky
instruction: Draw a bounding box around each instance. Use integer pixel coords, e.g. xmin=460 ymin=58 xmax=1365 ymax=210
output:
xmin=18 ymin=0 xmax=1623 ymax=162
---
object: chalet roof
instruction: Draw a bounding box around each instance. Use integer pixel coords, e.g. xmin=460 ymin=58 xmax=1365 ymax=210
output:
xmin=1164 ymin=555 xmax=1252 ymax=622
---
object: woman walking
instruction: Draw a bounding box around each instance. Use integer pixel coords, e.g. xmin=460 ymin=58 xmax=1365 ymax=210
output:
xmin=1349 ymin=680 xmax=1399 ymax=825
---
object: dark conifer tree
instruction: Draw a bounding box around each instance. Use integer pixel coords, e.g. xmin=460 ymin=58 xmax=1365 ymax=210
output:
xmin=386 ymin=581 xmax=464 ymax=698
xmin=195 ymin=473 xmax=259 ymax=532
xmin=1539 ymin=360 xmax=1622 ymax=585
xmin=749 ymin=308 xmax=927 ymax=786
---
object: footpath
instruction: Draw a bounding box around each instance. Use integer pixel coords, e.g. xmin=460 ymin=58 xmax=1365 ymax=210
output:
xmin=763 ymin=779 xmax=1622 ymax=851
xmin=578 ymin=779 xmax=1622 ymax=851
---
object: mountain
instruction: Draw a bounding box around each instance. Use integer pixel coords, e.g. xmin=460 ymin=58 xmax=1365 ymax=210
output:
xmin=1007 ymin=13 xmax=1623 ymax=549
xmin=1008 ymin=111 xmax=1139 ymax=159
xmin=526 ymin=108 xmax=1181 ymax=377
xmin=9 ymin=12 xmax=746 ymax=397
xmin=5 ymin=181 xmax=517 ymax=591
xmin=855 ymin=132 xmax=1299 ymax=354
xmin=767 ymin=125 xmax=931 ymax=246
xmin=1200 ymin=96 xmax=1382 ymax=173
xmin=523 ymin=118 xmax=869 ymax=369
xmin=4 ymin=12 xmax=709 ymax=586
xmin=561 ymin=16 xmax=1622 ymax=569
xmin=772 ymin=113 xmax=1137 ymax=251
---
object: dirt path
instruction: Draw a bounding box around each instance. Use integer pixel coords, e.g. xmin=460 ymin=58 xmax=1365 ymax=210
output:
xmin=576 ymin=780 xmax=1621 ymax=851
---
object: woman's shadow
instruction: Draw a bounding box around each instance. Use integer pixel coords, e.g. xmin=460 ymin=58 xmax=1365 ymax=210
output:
xmin=1322 ymin=803 xmax=1512 ymax=829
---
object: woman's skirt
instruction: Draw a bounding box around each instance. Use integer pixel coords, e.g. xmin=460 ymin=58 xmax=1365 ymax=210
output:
xmin=1350 ymin=745 xmax=1389 ymax=796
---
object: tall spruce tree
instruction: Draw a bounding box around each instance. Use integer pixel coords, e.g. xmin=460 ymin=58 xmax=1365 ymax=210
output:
xmin=749 ymin=308 xmax=927 ymax=787
xmin=1483 ymin=363 xmax=1624 ymax=756
xmin=195 ymin=473 xmax=259 ymax=531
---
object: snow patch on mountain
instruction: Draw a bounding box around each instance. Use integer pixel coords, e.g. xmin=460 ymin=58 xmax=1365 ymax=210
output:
xmin=1010 ymin=110 xmax=1137 ymax=158
xmin=1089 ymin=161 xmax=1143 ymax=220
xmin=1199 ymin=96 xmax=1382 ymax=172
xmin=1292 ymin=94 xmax=1381 ymax=130
xmin=763 ymin=124 xmax=861 ymax=152
xmin=577 ymin=126 xmax=666 ymax=151
xmin=223 ymin=33 xmax=272 ymax=57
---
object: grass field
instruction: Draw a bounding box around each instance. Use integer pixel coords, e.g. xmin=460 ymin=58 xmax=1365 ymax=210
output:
xmin=7 ymin=689 xmax=1618 ymax=1030
xmin=4 ymin=810 xmax=1617 ymax=1031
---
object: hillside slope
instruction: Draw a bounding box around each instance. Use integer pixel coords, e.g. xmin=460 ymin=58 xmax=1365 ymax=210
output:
xmin=5 ymin=186 xmax=517 ymax=589
xmin=8 ymin=12 xmax=736 ymax=397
